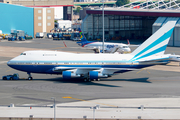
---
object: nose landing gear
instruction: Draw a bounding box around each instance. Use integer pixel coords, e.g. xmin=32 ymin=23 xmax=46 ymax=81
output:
xmin=27 ymin=72 xmax=33 ymax=80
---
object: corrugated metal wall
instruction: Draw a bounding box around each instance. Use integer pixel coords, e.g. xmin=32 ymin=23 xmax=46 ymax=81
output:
xmin=87 ymin=14 xmax=93 ymax=39
xmin=174 ymin=20 xmax=180 ymax=46
xmin=83 ymin=14 xmax=157 ymax=41
xmin=153 ymin=17 xmax=180 ymax=46
xmin=0 ymin=3 xmax=34 ymax=37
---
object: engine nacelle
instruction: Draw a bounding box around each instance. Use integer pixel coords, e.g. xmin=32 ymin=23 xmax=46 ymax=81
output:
xmin=89 ymin=71 xmax=108 ymax=80
xmin=62 ymin=71 xmax=80 ymax=79
xmin=89 ymin=71 xmax=98 ymax=79
xmin=62 ymin=71 xmax=71 ymax=79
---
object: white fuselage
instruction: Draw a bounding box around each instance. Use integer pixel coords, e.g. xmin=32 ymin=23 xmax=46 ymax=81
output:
xmin=83 ymin=42 xmax=131 ymax=53
xmin=7 ymin=50 xmax=169 ymax=75
xmin=8 ymin=50 xmax=133 ymax=64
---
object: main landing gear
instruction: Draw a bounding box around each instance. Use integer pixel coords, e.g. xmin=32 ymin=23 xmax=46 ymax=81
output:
xmin=27 ymin=72 xmax=33 ymax=80
xmin=83 ymin=78 xmax=100 ymax=82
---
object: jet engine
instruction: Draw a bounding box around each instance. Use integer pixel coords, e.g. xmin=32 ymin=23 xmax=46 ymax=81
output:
xmin=89 ymin=71 xmax=98 ymax=79
xmin=62 ymin=71 xmax=80 ymax=79
xmin=89 ymin=71 xmax=108 ymax=80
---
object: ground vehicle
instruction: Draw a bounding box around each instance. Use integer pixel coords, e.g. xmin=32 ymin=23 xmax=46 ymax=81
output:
xmin=72 ymin=37 xmax=81 ymax=41
xmin=2 ymin=73 xmax=19 ymax=80
xmin=36 ymin=32 xmax=44 ymax=38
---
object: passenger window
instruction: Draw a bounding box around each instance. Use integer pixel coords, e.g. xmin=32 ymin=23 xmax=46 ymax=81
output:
xmin=123 ymin=46 xmax=128 ymax=48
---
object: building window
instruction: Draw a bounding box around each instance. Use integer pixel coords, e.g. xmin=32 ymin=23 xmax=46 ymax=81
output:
xmin=47 ymin=16 xmax=51 ymax=20
xmin=67 ymin=7 xmax=71 ymax=14
xmin=38 ymin=23 xmax=42 ymax=26
xmin=38 ymin=10 xmax=42 ymax=13
xmin=47 ymin=10 xmax=51 ymax=13
xmin=38 ymin=16 xmax=41 ymax=20
xmin=47 ymin=23 xmax=51 ymax=26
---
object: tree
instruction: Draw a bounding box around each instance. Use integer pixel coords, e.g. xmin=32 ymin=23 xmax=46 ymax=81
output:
xmin=116 ymin=0 xmax=130 ymax=7
xmin=73 ymin=6 xmax=81 ymax=15
xmin=54 ymin=20 xmax=58 ymax=23
xmin=76 ymin=7 xmax=81 ymax=13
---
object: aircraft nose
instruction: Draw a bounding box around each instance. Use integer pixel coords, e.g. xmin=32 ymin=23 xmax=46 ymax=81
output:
xmin=7 ymin=59 xmax=13 ymax=66
xmin=124 ymin=48 xmax=131 ymax=53
xmin=7 ymin=57 xmax=16 ymax=67
xmin=125 ymin=48 xmax=131 ymax=52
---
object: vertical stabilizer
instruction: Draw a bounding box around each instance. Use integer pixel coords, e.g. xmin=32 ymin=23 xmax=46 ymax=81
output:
xmin=131 ymin=21 xmax=176 ymax=61
xmin=78 ymin=28 xmax=88 ymax=42
xmin=77 ymin=28 xmax=90 ymax=47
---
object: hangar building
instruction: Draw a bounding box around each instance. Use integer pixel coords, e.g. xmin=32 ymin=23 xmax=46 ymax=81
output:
xmin=0 ymin=3 xmax=34 ymax=37
xmin=1 ymin=0 xmax=73 ymax=21
xmin=82 ymin=0 xmax=180 ymax=46
xmin=0 ymin=3 xmax=55 ymax=37
xmin=0 ymin=0 xmax=74 ymax=37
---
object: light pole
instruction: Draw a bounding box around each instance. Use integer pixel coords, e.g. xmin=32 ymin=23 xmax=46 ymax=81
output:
xmin=51 ymin=97 xmax=56 ymax=120
xmin=102 ymin=0 xmax=104 ymax=53
xmin=90 ymin=105 xmax=100 ymax=120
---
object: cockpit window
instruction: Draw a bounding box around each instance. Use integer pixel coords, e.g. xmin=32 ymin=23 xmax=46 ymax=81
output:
xmin=20 ymin=53 xmax=26 ymax=55
xmin=123 ymin=46 xmax=128 ymax=48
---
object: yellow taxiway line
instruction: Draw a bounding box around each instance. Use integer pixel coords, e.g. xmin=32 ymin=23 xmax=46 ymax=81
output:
xmin=62 ymin=96 xmax=118 ymax=107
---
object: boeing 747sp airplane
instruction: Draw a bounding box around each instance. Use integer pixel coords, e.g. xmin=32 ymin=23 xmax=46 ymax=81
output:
xmin=77 ymin=28 xmax=131 ymax=53
xmin=7 ymin=21 xmax=176 ymax=81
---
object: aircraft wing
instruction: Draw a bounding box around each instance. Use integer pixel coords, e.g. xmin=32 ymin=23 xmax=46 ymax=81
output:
xmin=59 ymin=46 xmax=101 ymax=53
xmin=128 ymin=44 xmax=140 ymax=47
xmin=53 ymin=67 xmax=101 ymax=72
xmin=82 ymin=47 xmax=101 ymax=53
xmin=52 ymin=67 xmax=139 ymax=75
xmin=127 ymin=39 xmax=140 ymax=47
xmin=84 ymin=46 xmax=120 ymax=53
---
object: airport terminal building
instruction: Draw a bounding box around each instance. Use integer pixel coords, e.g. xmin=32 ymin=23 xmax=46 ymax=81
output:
xmin=82 ymin=0 xmax=180 ymax=46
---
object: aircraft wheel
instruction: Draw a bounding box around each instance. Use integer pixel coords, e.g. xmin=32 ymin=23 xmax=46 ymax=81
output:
xmin=84 ymin=78 xmax=87 ymax=82
xmin=97 ymin=79 xmax=100 ymax=81
xmin=28 ymin=77 xmax=33 ymax=80
xmin=3 ymin=77 xmax=7 ymax=80
xmin=10 ymin=77 xmax=13 ymax=80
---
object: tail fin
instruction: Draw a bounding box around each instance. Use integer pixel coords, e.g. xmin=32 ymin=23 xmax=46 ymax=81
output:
xmin=131 ymin=21 xmax=176 ymax=61
xmin=78 ymin=28 xmax=88 ymax=42
xmin=127 ymin=39 xmax=130 ymax=45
